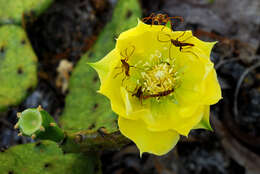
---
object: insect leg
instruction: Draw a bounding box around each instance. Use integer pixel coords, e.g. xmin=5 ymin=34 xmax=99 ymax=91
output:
xmin=181 ymin=46 xmax=201 ymax=59
xmin=127 ymin=45 xmax=135 ymax=58
xmin=176 ymin=31 xmax=186 ymax=41
xmin=120 ymin=49 xmax=125 ymax=58
xmin=123 ymin=48 xmax=129 ymax=61
xmin=142 ymin=17 xmax=151 ymax=23
xmin=180 ymin=35 xmax=193 ymax=42
xmin=121 ymin=76 xmax=127 ymax=86
xmin=142 ymin=13 xmax=155 ymax=23
xmin=113 ymin=68 xmax=124 ymax=79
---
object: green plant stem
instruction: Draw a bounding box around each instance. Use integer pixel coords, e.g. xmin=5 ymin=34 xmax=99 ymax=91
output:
xmin=61 ymin=129 xmax=130 ymax=153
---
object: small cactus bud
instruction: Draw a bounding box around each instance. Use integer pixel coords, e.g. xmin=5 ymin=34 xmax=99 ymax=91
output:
xmin=15 ymin=108 xmax=64 ymax=142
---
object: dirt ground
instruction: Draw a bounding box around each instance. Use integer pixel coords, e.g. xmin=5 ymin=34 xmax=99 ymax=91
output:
xmin=1 ymin=0 xmax=260 ymax=174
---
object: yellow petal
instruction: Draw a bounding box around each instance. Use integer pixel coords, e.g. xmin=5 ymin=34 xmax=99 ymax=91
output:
xmin=173 ymin=58 xmax=213 ymax=106
xmin=89 ymin=49 xmax=126 ymax=116
xmin=98 ymin=71 xmax=125 ymax=116
xmin=116 ymin=21 xmax=172 ymax=65
xmin=117 ymin=19 xmax=172 ymax=43
xmin=119 ymin=87 xmax=206 ymax=136
xmin=193 ymin=105 xmax=213 ymax=131
xmin=118 ymin=116 xmax=180 ymax=156
xmin=88 ymin=49 xmax=119 ymax=86
xmin=147 ymin=103 xmax=205 ymax=136
xmin=202 ymin=68 xmax=222 ymax=105
xmin=120 ymin=87 xmax=152 ymax=121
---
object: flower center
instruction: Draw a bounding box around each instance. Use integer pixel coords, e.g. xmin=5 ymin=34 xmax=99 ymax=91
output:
xmin=142 ymin=62 xmax=177 ymax=94
xmin=128 ymin=54 xmax=180 ymax=102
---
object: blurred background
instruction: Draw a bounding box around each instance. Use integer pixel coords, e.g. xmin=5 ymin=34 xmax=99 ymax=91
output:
xmin=0 ymin=0 xmax=260 ymax=174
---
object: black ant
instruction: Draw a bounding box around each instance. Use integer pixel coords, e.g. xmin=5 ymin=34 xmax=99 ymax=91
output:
xmin=142 ymin=13 xmax=184 ymax=31
xmin=114 ymin=45 xmax=135 ymax=84
xmin=157 ymin=31 xmax=199 ymax=59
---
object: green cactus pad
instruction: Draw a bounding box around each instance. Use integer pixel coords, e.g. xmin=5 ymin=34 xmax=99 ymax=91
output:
xmin=60 ymin=0 xmax=141 ymax=133
xmin=0 ymin=0 xmax=53 ymax=24
xmin=0 ymin=25 xmax=37 ymax=112
xmin=0 ymin=140 xmax=101 ymax=174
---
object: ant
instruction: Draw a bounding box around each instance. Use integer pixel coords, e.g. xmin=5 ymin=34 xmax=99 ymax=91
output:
xmin=157 ymin=31 xmax=199 ymax=59
xmin=132 ymin=86 xmax=174 ymax=104
xmin=114 ymin=45 xmax=135 ymax=84
xmin=142 ymin=13 xmax=184 ymax=31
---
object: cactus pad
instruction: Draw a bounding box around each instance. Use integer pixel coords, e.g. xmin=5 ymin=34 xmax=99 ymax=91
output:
xmin=0 ymin=25 xmax=37 ymax=112
xmin=0 ymin=0 xmax=53 ymax=24
xmin=0 ymin=140 xmax=101 ymax=174
xmin=60 ymin=0 xmax=141 ymax=133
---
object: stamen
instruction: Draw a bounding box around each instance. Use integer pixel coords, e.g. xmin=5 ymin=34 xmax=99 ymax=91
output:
xmin=126 ymin=51 xmax=181 ymax=102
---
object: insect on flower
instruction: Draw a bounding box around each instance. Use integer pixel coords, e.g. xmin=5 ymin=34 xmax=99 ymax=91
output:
xmin=142 ymin=13 xmax=184 ymax=31
xmin=114 ymin=45 xmax=135 ymax=84
xmin=143 ymin=89 xmax=174 ymax=99
xmin=157 ymin=31 xmax=199 ymax=59
xmin=132 ymin=85 xmax=174 ymax=104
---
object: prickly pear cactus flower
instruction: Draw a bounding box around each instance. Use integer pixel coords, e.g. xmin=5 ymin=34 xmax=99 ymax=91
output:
xmin=89 ymin=20 xmax=221 ymax=156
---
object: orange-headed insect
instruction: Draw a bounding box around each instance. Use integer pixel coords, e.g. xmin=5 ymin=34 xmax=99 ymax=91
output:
xmin=142 ymin=13 xmax=184 ymax=31
xmin=157 ymin=31 xmax=198 ymax=59
xmin=114 ymin=45 xmax=135 ymax=84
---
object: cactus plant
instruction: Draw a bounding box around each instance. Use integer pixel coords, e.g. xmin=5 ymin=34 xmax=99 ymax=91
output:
xmin=0 ymin=25 xmax=37 ymax=112
xmin=0 ymin=0 xmax=53 ymax=25
xmin=1 ymin=0 xmax=142 ymax=172
xmin=60 ymin=0 xmax=142 ymax=133
xmin=14 ymin=107 xmax=129 ymax=153
xmin=0 ymin=140 xmax=101 ymax=174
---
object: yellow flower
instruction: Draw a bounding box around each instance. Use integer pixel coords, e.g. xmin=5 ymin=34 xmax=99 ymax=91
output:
xmin=90 ymin=20 xmax=222 ymax=156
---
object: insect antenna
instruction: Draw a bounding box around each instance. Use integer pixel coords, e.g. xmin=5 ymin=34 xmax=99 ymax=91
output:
xmin=157 ymin=32 xmax=174 ymax=59
xmin=175 ymin=31 xmax=187 ymax=41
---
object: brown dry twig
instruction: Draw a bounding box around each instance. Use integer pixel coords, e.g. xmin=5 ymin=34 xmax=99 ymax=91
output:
xmin=212 ymin=115 xmax=260 ymax=174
